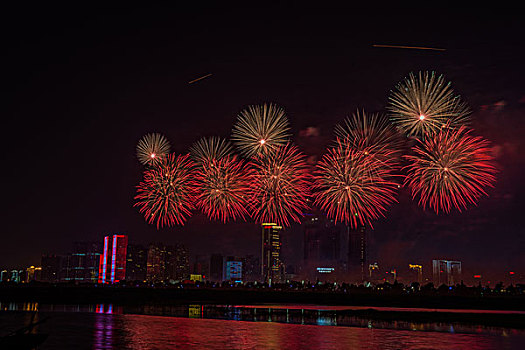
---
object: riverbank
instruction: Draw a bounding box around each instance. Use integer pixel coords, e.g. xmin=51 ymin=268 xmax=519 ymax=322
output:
xmin=1 ymin=284 xmax=524 ymax=312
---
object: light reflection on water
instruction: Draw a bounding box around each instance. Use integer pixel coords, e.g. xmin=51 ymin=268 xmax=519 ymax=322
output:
xmin=2 ymin=312 xmax=520 ymax=350
xmin=1 ymin=302 xmax=524 ymax=349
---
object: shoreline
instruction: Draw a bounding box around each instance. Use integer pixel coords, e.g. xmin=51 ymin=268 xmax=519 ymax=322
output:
xmin=1 ymin=285 xmax=524 ymax=311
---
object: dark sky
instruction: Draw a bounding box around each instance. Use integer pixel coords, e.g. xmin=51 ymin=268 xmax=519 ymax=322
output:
xmin=2 ymin=5 xmax=524 ymax=282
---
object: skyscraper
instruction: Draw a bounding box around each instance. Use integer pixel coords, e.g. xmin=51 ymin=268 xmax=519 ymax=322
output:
xmin=348 ymin=225 xmax=366 ymax=283
xmin=126 ymin=244 xmax=148 ymax=282
xmin=41 ymin=254 xmax=61 ymax=283
xmin=166 ymin=243 xmax=190 ymax=282
xmin=409 ymin=264 xmax=423 ymax=284
xmin=209 ymin=254 xmax=224 ymax=282
xmin=303 ymin=214 xmax=342 ymax=280
xmin=146 ymin=243 xmax=189 ymax=283
xmin=98 ymin=235 xmax=128 ymax=284
xmin=261 ymin=223 xmax=284 ymax=284
xmin=432 ymin=260 xmax=462 ymax=286
xmin=193 ymin=254 xmax=210 ymax=277
xmin=225 ymin=256 xmax=245 ymax=282
xmin=62 ymin=242 xmax=101 ymax=283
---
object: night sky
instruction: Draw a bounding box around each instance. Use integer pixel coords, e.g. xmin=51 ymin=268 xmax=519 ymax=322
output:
xmin=3 ymin=5 xmax=524 ymax=282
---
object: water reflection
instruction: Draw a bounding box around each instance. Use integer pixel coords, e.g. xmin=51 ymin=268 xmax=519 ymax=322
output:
xmin=1 ymin=302 xmax=524 ymax=337
xmin=1 ymin=306 xmax=524 ymax=349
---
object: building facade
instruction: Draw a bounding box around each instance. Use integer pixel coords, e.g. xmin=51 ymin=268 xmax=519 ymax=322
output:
xmin=348 ymin=225 xmax=366 ymax=282
xmin=41 ymin=254 xmax=62 ymax=283
xmin=126 ymin=244 xmax=148 ymax=282
xmin=261 ymin=223 xmax=284 ymax=284
xmin=432 ymin=260 xmax=462 ymax=286
xmin=62 ymin=242 xmax=101 ymax=283
xmin=98 ymin=235 xmax=128 ymax=284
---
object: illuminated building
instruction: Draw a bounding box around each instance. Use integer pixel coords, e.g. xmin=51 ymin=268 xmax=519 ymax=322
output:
xmin=25 ymin=266 xmax=42 ymax=282
xmin=166 ymin=243 xmax=190 ymax=282
xmin=432 ymin=260 xmax=462 ymax=286
xmin=9 ymin=270 xmax=21 ymax=283
xmin=303 ymin=214 xmax=343 ymax=281
xmin=190 ymin=274 xmax=203 ymax=282
xmin=98 ymin=235 xmax=128 ymax=284
xmin=386 ymin=268 xmax=397 ymax=284
xmin=348 ymin=225 xmax=366 ymax=282
xmin=0 ymin=270 xmax=7 ymax=282
xmin=261 ymin=223 xmax=284 ymax=284
xmin=63 ymin=242 xmax=101 ymax=283
xmin=126 ymin=244 xmax=148 ymax=282
xmin=193 ymin=254 xmax=210 ymax=278
xmin=41 ymin=254 xmax=61 ymax=283
xmin=244 ymin=255 xmax=260 ymax=282
xmin=146 ymin=243 xmax=189 ymax=283
xmin=369 ymin=262 xmax=380 ymax=281
xmin=225 ymin=256 xmax=244 ymax=282
xmin=209 ymin=254 xmax=224 ymax=282
xmin=409 ymin=264 xmax=423 ymax=284
xmin=146 ymin=243 xmax=165 ymax=282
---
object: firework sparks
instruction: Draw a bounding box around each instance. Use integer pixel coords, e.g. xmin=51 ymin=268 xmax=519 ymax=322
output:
xmin=334 ymin=110 xmax=404 ymax=169
xmin=249 ymin=143 xmax=310 ymax=226
xmin=136 ymin=133 xmax=171 ymax=166
xmin=313 ymin=140 xmax=399 ymax=228
xmin=388 ymin=71 xmax=471 ymax=138
xmin=194 ymin=155 xmax=253 ymax=222
xmin=134 ymin=153 xmax=195 ymax=228
xmin=231 ymin=103 xmax=291 ymax=158
xmin=405 ymin=126 xmax=497 ymax=213
xmin=189 ymin=136 xmax=233 ymax=165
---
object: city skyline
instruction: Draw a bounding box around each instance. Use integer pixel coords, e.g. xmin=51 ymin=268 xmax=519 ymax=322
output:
xmin=2 ymin=6 xmax=524 ymax=282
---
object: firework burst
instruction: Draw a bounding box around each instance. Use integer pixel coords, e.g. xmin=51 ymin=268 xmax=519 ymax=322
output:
xmin=313 ymin=140 xmax=399 ymax=228
xmin=134 ymin=153 xmax=196 ymax=228
xmin=189 ymin=136 xmax=233 ymax=165
xmin=231 ymin=103 xmax=291 ymax=158
xmin=194 ymin=155 xmax=253 ymax=222
xmin=249 ymin=143 xmax=310 ymax=226
xmin=388 ymin=71 xmax=471 ymax=138
xmin=136 ymin=133 xmax=171 ymax=166
xmin=405 ymin=126 xmax=497 ymax=213
xmin=334 ymin=110 xmax=404 ymax=168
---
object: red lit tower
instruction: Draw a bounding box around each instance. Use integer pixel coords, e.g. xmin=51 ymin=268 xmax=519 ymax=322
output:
xmin=98 ymin=234 xmax=128 ymax=284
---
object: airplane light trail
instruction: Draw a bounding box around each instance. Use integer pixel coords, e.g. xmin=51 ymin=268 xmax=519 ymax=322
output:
xmin=188 ymin=73 xmax=213 ymax=84
xmin=373 ymin=44 xmax=446 ymax=51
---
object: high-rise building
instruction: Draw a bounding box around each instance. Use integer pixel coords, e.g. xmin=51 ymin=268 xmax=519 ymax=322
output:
xmin=243 ymin=255 xmax=260 ymax=282
xmin=126 ymin=244 xmax=148 ymax=282
xmin=146 ymin=243 xmax=189 ymax=283
xmin=261 ymin=223 xmax=284 ymax=284
xmin=9 ymin=270 xmax=21 ymax=283
xmin=25 ymin=266 xmax=42 ymax=282
xmin=62 ymin=242 xmax=101 ymax=283
xmin=166 ymin=243 xmax=190 ymax=282
xmin=193 ymin=255 xmax=210 ymax=277
xmin=146 ymin=243 xmax=165 ymax=282
xmin=98 ymin=235 xmax=128 ymax=284
xmin=303 ymin=215 xmax=342 ymax=280
xmin=348 ymin=225 xmax=366 ymax=282
xmin=368 ymin=262 xmax=380 ymax=282
xmin=0 ymin=270 xmax=8 ymax=282
xmin=432 ymin=260 xmax=462 ymax=286
xmin=209 ymin=254 xmax=224 ymax=282
xmin=41 ymin=254 xmax=62 ymax=283
xmin=225 ymin=256 xmax=244 ymax=282
xmin=409 ymin=264 xmax=423 ymax=284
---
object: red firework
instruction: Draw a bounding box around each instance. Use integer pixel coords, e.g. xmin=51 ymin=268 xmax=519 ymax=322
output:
xmin=313 ymin=140 xmax=399 ymax=228
xmin=194 ymin=155 xmax=253 ymax=222
xmin=134 ymin=153 xmax=196 ymax=228
xmin=249 ymin=143 xmax=310 ymax=226
xmin=405 ymin=126 xmax=497 ymax=213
